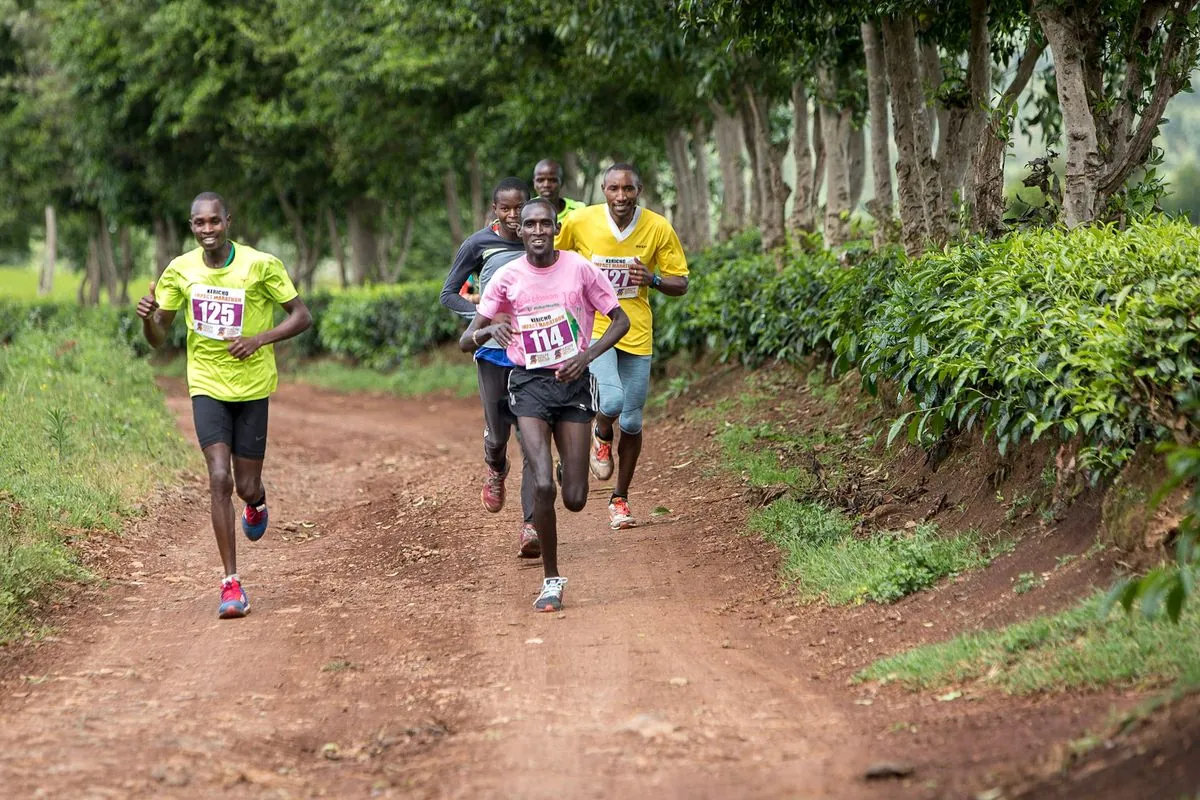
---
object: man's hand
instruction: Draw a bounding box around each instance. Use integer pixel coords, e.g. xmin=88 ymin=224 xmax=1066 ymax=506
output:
xmin=225 ymin=334 xmax=262 ymax=360
xmin=136 ymin=281 xmax=159 ymax=320
xmin=488 ymin=320 xmax=515 ymax=348
xmin=555 ymin=351 xmax=590 ymax=383
xmin=628 ymin=258 xmax=653 ymax=287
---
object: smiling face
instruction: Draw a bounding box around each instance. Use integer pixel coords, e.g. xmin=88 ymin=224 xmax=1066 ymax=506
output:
xmin=519 ymin=201 xmax=558 ymax=263
xmin=603 ymin=169 xmax=640 ymax=227
xmin=189 ymin=199 xmax=230 ymax=254
xmin=493 ymin=188 xmax=527 ymax=240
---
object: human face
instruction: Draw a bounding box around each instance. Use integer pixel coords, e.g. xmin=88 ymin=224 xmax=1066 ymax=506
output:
xmin=603 ymin=170 xmax=640 ymax=227
xmin=519 ymin=204 xmax=558 ymax=263
xmin=533 ymin=163 xmax=563 ymax=203
xmin=189 ymin=200 xmax=230 ymax=253
xmin=493 ymin=189 xmax=526 ymax=240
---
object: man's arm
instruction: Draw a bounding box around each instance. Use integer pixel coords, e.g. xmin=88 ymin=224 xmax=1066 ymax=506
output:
xmin=136 ymin=280 xmax=176 ymax=349
xmin=459 ymin=312 xmax=515 ymax=353
xmin=441 ymin=236 xmax=481 ymax=319
xmin=226 ymin=297 xmax=313 ymax=360
xmin=555 ymin=307 xmax=631 ymax=382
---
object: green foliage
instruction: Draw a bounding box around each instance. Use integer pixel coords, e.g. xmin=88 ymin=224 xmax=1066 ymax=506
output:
xmin=749 ymin=500 xmax=988 ymax=605
xmin=289 ymin=353 xmax=477 ymax=399
xmin=658 ymin=218 xmax=1200 ymax=476
xmin=0 ymin=324 xmax=190 ymax=639
xmin=858 ymin=590 xmax=1200 ymax=694
xmin=317 ymin=281 xmax=457 ymax=370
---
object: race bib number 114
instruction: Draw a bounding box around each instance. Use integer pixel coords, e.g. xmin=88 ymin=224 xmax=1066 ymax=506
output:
xmin=518 ymin=306 xmax=579 ymax=369
xmin=190 ymin=284 xmax=246 ymax=340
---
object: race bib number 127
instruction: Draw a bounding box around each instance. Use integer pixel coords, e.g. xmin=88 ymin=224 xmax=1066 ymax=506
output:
xmin=593 ymin=255 xmax=640 ymax=299
xmin=190 ymin=284 xmax=245 ymax=340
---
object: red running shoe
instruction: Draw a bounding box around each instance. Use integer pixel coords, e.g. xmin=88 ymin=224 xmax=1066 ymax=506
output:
xmin=218 ymin=577 xmax=249 ymax=619
xmin=481 ymin=465 xmax=508 ymax=513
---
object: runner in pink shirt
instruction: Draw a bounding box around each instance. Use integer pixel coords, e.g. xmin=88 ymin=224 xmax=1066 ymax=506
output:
xmin=460 ymin=198 xmax=630 ymax=612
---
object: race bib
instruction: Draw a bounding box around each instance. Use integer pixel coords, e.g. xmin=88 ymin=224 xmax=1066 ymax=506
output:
xmin=593 ymin=255 xmax=641 ymax=299
xmin=190 ymin=284 xmax=245 ymax=340
xmin=518 ymin=305 xmax=579 ymax=369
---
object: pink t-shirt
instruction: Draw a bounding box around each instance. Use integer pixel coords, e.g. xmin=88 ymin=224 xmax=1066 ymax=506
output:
xmin=477 ymin=250 xmax=620 ymax=369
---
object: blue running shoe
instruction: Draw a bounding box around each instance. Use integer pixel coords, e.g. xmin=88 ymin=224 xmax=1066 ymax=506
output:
xmin=242 ymin=501 xmax=268 ymax=541
xmin=218 ymin=577 xmax=250 ymax=619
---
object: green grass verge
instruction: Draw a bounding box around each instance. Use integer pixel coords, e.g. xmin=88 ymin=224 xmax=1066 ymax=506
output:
xmin=751 ymin=499 xmax=991 ymax=605
xmin=0 ymin=324 xmax=190 ymax=640
xmin=0 ymin=266 xmax=84 ymax=302
xmin=857 ymin=589 xmax=1200 ymax=693
xmin=285 ymin=354 xmax=478 ymax=399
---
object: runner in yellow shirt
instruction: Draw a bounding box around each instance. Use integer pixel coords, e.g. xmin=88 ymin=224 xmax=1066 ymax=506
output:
xmin=556 ymin=164 xmax=689 ymax=530
xmin=136 ymin=192 xmax=312 ymax=619
xmin=533 ymin=159 xmax=586 ymax=222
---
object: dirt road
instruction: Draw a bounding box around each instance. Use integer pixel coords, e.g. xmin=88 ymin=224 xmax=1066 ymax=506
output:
xmin=1 ymin=380 xmax=1148 ymax=799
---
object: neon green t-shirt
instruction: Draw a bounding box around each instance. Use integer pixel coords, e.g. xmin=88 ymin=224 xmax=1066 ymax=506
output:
xmin=558 ymin=197 xmax=586 ymax=222
xmin=155 ymin=242 xmax=298 ymax=402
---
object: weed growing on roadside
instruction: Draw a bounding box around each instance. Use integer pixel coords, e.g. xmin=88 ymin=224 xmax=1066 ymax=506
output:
xmin=1013 ymin=572 xmax=1045 ymax=594
xmin=749 ymin=500 xmax=990 ymax=605
xmin=857 ymin=589 xmax=1200 ymax=693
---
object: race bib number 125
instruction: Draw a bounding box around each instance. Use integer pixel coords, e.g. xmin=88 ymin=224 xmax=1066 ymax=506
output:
xmin=190 ymin=284 xmax=246 ymax=340
xmin=593 ymin=255 xmax=641 ymax=299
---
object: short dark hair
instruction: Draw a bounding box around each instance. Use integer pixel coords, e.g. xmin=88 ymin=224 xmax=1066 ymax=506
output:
xmin=493 ymin=177 xmax=531 ymax=204
xmin=520 ymin=197 xmax=557 ymax=220
xmin=191 ymin=191 xmax=229 ymax=216
xmin=603 ymin=163 xmax=642 ymax=188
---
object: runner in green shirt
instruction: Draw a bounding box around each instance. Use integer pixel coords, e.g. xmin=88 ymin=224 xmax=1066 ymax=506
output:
xmin=136 ymin=192 xmax=312 ymax=619
xmin=533 ymin=159 xmax=586 ymax=222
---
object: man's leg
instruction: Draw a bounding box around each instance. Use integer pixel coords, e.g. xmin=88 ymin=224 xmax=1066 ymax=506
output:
xmin=202 ymin=443 xmax=238 ymax=577
xmin=587 ymin=347 xmax=624 ymax=479
xmin=553 ymin=419 xmax=593 ymax=513
xmin=478 ymin=360 xmax=515 ymax=512
xmin=231 ymin=398 xmax=269 ymax=540
xmin=612 ymin=351 xmax=652 ymax=498
xmin=516 ymin=416 xmax=559 ymax=577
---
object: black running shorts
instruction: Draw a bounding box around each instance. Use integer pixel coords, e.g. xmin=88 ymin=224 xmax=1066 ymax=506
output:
xmin=191 ymin=395 xmax=269 ymax=459
xmin=507 ymin=367 xmax=596 ymax=425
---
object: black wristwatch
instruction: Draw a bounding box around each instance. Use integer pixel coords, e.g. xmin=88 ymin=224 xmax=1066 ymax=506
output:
xmin=651 ymin=273 xmax=662 ymax=290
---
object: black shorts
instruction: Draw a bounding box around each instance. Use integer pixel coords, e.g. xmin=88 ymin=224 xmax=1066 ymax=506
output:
xmin=507 ymin=368 xmax=596 ymax=425
xmin=192 ymin=395 xmax=269 ymax=459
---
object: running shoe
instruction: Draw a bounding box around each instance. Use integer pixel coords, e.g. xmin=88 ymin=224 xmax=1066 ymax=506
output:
xmin=589 ymin=430 xmax=614 ymax=480
xmin=218 ymin=577 xmax=249 ymax=619
xmin=481 ymin=464 xmax=508 ymax=513
xmin=519 ymin=523 xmax=541 ymax=559
xmin=533 ymin=576 xmax=567 ymax=612
xmin=242 ymin=501 xmax=268 ymax=541
xmin=608 ymin=496 xmax=636 ymax=530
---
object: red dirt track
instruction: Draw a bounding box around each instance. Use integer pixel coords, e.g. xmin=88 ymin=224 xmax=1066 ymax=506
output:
xmin=0 ymin=380 xmax=1194 ymax=798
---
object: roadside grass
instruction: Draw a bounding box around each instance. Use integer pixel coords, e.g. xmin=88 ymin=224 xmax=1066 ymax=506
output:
xmin=0 ymin=265 xmax=83 ymax=302
xmin=751 ymin=499 xmax=991 ymax=605
xmin=0 ymin=325 xmax=190 ymax=641
xmin=285 ymin=354 xmax=478 ymax=399
xmin=857 ymin=588 xmax=1200 ymax=693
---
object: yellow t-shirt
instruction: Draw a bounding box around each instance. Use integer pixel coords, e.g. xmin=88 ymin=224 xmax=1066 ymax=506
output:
xmin=555 ymin=204 xmax=688 ymax=355
xmin=155 ymin=242 xmax=298 ymax=402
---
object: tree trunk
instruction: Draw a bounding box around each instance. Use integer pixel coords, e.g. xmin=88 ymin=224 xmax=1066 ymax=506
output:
xmin=937 ymin=0 xmax=992 ymax=230
xmin=153 ymin=216 xmax=177 ymax=277
xmin=443 ymin=169 xmax=466 ymax=245
xmin=789 ymin=80 xmax=817 ymax=235
xmin=665 ymin=126 xmax=696 ymax=248
xmin=919 ymin=43 xmax=941 ymax=146
xmin=883 ymin=15 xmax=945 ymax=253
xmin=641 ymin=161 xmax=666 ymax=216
xmin=117 ymin=225 xmax=133 ymax=304
xmin=970 ymin=39 xmax=1046 ymax=235
xmin=326 ymin=207 xmax=348 ymax=288
xmin=84 ymin=233 xmax=102 ymax=306
xmin=468 ymin=149 xmax=485 ymax=230
xmin=38 ymin=205 xmax=56 ymax=296
xmin=380 ymin=215 xmax=416 ymax=283
xmin=811 ymin=105 xmax=826 ymax=217
xmin=347 ymin=196 xmax=380 ymax=285
xmin=97 ymin=213 xmax=120 ymax=305
xmin=745 ymin=86 xmax=790 ymax=251
xmin=847 ymin=117 xmax=866 ymax=210
xmin=275 ymin=184 xmax=318 ymax=286
xmin=862 ymin=21 xmax=894 ymax=245
xmin=690 ymin=116 xmax=713 ymax=248
xmin=712 ymin=102 xmax=747 ymax=240
xmin=563 ymin=151 xmax=585 ymax=200
xmin=739 ymin=99 xmax=762 ymax=229
xmin=1037 ymin=6 xmax=1102 ymax=227
xmin=819 ymin=69 xmax=853 ymax=248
